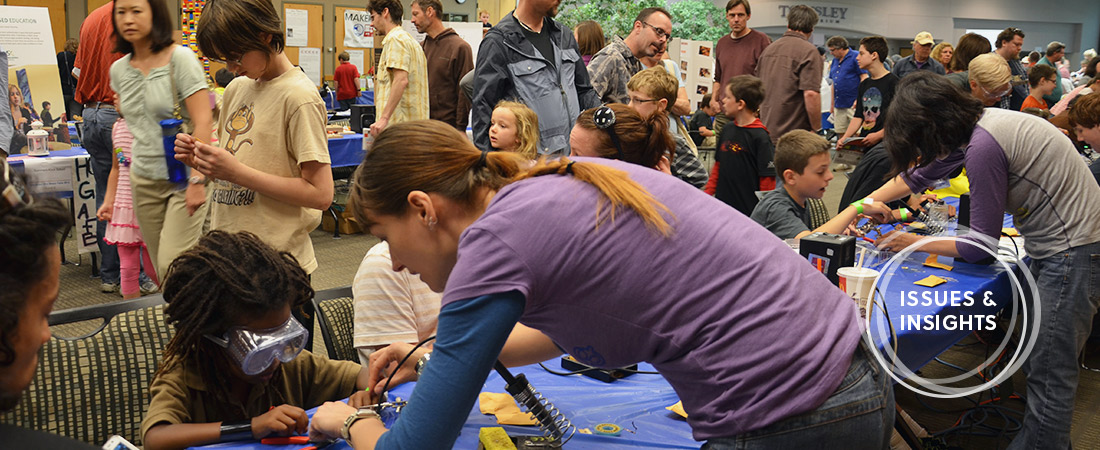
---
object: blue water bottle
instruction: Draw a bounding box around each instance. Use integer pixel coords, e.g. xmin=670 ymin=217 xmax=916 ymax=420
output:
xmin=159 ymin=119 xmax=188 ymax=183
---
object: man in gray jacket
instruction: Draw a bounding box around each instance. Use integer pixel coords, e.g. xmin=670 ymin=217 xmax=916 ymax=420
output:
xmin=471 ymin=0 xmax=600 ymax=156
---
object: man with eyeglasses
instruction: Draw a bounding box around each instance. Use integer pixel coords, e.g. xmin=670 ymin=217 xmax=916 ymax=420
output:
xmin=587 ymin=7 xmax=673 ymax=104
xmin=755 ymin=4 xmax=823 ymax=145
xmin=711 ymin=0 xmax=770 ymax=137
xmin=471 ymin=0 xmax=600 ymax=156
xmin=995 ymin=27 xmax=1029 ymax=110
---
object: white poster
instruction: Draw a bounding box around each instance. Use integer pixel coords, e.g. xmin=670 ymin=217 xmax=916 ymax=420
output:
xmin=21 ymin=157 xmax=73 ymax=195
xmin=298 ymin=47 xmax=321 ymax=87
xmin=70 ymin=156 xmax=98 ymax=254
xmin=343 ymin=9 xmax=374 ymax=48
xmin=0 ymin=6 xmax=64 ymax=122
xmin=445 ymin=21 xmax=485 ymax=65
xmin=347 ymin=49 xmax=365 ymax=77
xmin=402 ymin=22 xmax=426 ymax=44
xmin=285 ymin=8 xmax=309 ymax=46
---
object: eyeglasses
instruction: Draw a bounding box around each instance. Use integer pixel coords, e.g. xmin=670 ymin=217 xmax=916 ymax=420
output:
xmin=629 ymin=96 xmax=660 ymax=104
xmin=641 ymin=21 xmax=670 ymax=41
xmin=592 ymin=106 xmax=625 ymax=160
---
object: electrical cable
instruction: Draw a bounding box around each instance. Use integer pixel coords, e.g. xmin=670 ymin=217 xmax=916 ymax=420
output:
xmin=538 ymin=362 xmax=660 ymax=377
xmin=378 ymin=335 xmax=436 ymax=402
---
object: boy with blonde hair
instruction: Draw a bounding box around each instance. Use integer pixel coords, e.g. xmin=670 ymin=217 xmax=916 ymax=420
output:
xmin=626 ymin=67 xmax=707 ymax=188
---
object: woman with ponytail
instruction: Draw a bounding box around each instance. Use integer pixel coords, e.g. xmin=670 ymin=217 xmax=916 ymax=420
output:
xmin=309 ymin=120 xmax=894 ymax=449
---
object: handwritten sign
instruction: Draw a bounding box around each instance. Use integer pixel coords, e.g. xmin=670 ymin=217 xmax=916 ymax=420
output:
xmin=72 ymin=156 xmax=97 ymax=254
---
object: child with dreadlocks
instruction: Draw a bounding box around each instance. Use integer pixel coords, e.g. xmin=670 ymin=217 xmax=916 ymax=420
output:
xmin=141 ymin=231 xmax=371 ymax=450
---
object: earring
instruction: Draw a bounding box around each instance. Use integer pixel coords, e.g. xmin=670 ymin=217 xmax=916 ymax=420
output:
xmin=427 ymin=217 xmax=437 ymax=231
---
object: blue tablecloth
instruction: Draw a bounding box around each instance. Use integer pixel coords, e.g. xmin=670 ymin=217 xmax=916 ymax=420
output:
xmin=867 ymin=197 xmax=1022 ymax=373
xmin=194 ymin=360 xmax=696 ymax=450
xmin=6 ymin=147 xmax=89 ymax=168
xmin=324 ymin=91 xmax=374 ymax=110
xmin=386 ymin=361 xmax=697 ymax=449
xmin=327 ymin=134 xmax=365 ymax=168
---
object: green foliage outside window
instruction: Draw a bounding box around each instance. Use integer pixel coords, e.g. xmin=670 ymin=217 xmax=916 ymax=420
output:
xmin=557 ymin=0 xmax=727 ymax=45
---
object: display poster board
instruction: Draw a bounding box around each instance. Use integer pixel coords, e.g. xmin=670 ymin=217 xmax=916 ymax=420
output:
xmin=679 ymin=39 xmax=716 ymax=111
xmin=0 ymin=6 xmax=64 ymax=122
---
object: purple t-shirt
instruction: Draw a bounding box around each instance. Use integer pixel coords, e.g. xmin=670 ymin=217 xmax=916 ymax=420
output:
xmin=443 ymin=158 xmax=862 ymax=439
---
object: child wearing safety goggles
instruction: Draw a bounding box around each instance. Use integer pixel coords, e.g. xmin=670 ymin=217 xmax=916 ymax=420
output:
xmin=140 ymin=231 xmax=372 ymax=450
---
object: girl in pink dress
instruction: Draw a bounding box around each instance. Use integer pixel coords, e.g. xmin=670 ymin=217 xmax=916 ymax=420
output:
xmin=96 ymin=118 xmax=158 ymax=299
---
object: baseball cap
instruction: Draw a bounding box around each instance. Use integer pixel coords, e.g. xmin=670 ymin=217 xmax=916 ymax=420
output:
xmin=913 ymin=31 xmax=934 ymax=46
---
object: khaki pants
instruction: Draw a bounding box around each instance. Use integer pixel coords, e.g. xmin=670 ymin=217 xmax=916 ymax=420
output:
xmin=130 ymin=173 xmax=208 ymax=276
xmin=832 ymin=107 xmax=855 ymax=136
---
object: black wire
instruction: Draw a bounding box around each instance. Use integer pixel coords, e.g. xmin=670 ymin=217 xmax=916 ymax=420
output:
xmin=378 ymin=335 xmax=436 ymax=402
xmin=538 ymin=362 xmax=660 ymax=376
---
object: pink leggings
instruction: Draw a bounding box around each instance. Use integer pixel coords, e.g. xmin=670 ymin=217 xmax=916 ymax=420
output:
xmin=118 ymin=245 xmax=158 ymax=297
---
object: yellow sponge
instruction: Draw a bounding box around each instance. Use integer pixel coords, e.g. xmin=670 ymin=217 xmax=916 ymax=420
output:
xmin=478 ymin=427 xmax=517 ymax=450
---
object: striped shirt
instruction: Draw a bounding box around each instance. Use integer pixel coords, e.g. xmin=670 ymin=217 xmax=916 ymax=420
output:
xmin=352 ymin=242 xmax=440 ymax=363
xmin=376 ymin=28 xmax=429 ymax=125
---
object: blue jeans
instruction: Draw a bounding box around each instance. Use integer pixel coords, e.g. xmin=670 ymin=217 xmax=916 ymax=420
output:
xmin=1008 ymin=242 xmax=1100 ymax=450
xmin=82 ymin=106 xmax=120 ymax=284
xmin=702 ymin=341 xmax=895 ymax=449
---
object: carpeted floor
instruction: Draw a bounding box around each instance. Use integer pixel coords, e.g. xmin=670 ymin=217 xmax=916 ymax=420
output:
xmin=48 ymin=167 xmax=1100 ymax=449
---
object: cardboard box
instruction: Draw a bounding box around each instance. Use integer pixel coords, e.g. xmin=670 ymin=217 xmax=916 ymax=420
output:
xmin=321 ymin=209 xmax=362 ymax=234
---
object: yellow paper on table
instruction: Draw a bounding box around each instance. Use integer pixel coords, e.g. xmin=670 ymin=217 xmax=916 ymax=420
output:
xmin=666 ymin=401 xmax=689 ymax=418
xmin=1002 ymin=228 xmax=1020 ymax=237
xmin=915 ymin=275 xmax=947 ymax=287
xmin=923 ymin=254 xmax=953 ymax=271
xmin=479 ymin=392 xmax=538 ymax=426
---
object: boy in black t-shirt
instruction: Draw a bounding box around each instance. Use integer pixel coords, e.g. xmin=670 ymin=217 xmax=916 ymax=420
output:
xmin=838 ymin=36 xmax=907 ymax=213
xmin=688 ymin=93 xmax=717 ymax=147
xmin=704 ymin=75 xmax=775 ymax=216
xmin=838 ymin=36 xmax=898 ymax=146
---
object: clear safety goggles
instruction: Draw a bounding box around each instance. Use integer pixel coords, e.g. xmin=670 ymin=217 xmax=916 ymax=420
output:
xmin=205 ymin=316 xmax=308 ymax=375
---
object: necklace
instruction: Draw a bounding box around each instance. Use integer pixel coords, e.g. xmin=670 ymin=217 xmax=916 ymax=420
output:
xmin=518 ymin=16 xmax=539 ymax=33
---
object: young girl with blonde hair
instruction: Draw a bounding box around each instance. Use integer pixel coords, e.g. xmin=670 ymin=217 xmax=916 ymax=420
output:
xmin=489 ymin=101 xmax=539 ymax=158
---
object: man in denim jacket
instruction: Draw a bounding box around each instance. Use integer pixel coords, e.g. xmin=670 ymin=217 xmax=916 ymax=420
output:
xmin=471 ymin=0 xmax=600 ymax=156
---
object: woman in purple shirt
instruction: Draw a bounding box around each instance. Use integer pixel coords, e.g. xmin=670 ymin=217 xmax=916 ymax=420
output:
xmin=309 ymin=120 xmax=894 ymax=449
xmin=865 ymin=72 xmax=1100 ymax=450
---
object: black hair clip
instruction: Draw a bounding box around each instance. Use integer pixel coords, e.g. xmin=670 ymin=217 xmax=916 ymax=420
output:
xmin=1 ymin=162 xmax=29 ymax=216
xmin=593 ymin=105 xmax=625 ymax=160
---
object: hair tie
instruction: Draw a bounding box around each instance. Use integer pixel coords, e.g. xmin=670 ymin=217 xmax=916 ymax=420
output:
xmin=477 ymin=149 xmax=490 ymax=169
xmin=564 ymin=161 xmax=576 ymax=175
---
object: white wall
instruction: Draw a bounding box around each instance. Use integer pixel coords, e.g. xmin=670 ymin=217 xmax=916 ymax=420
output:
xmin=720 ymin=0 xmax=1100 ymax=62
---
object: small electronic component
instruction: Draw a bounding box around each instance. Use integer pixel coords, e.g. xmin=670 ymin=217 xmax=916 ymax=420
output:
xmin=594 ymin=423 xmax=622 ymax=436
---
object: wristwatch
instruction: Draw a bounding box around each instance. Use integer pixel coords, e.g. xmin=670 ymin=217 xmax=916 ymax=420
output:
xmin=415 ymin=352 xmax=431 ymax=376
xmin=341 ymin=408 xmax=381 ymax=442
xmin=187 ymin=175 xmax=206 ymax=185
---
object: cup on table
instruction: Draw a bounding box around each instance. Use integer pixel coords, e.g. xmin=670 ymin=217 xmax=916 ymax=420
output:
xmin=837 ymin=267 xmax=879 ymax=318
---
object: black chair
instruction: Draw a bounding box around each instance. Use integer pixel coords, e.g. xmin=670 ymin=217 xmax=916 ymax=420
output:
xmin=312 ymin=286 xmax=358 ymax=362
xmin=0 ymin=295 xmax=171 ymax=446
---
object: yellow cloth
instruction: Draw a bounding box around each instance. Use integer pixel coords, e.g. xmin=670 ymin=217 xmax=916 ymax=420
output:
xmin=478 ymin=393 xmax=538 ymax=426
xmin=666 ymin=401 xmax=688 ymax=418
xmin=210 ymin=68 xmax=330 ymax=274
xmin=927 ymin=168 xmax=970 ymax=199
xmin=376 ymin=28 xmax=429 ymax=125
xmin=922 ymin=254 xmax=953 ymax=271
xmin=915 ymin=275 xmax=948 ymax=287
